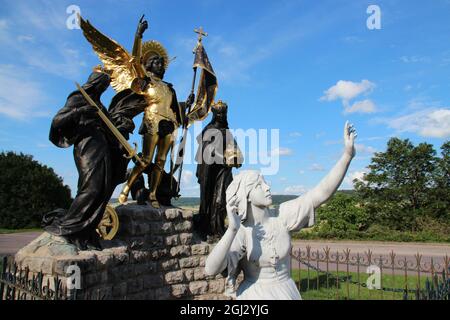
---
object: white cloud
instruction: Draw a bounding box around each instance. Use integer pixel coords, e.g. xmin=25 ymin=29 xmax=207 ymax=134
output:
xmin=299 ymin=170 xmax=305 ymax=175
xmin=345 ymin=99 xmax=377 ymax=114
xmin=315 ymin=131 xmax=326 ymax=139
xmin=172 ymin=2 xmax=350 ymax=86
xmin=400 ymin=56 xmax=431 ymax=64
xmin=0 ymin=65 xmax=49 ymax=120
xmin=342 ymin=36 xmax=363 ymax=44
xmin=407 ymin=97 xmax=441 ymax=110
xmin=181 ymin=170 xmax=194 ymax=185
xmin=355 ymin=144 xmax=377 ymax=155
xmin=404 ymin=85 xmax=413 ymax=92
xmin=320 ymin=80 xmax=375 ymax=102
xmin=17 ymin=35 xmax=34 ymax=42
xmin=36 ymin=142 xmax=51 ymax=148
xmin=179 ymin=169 xmax=200 ymax=196
xmin=310 ymin=163 xmax=325 ymax=172
xmin=289 ymin=131 xmax=302 ymax=138
xmin=284 ymin=185 xmax=307 ymax=195
xmin=270 ymin=147 xmax=293 ymax=157
xmin=344 ymin=171 xmax=367 ymax=188
xmin=0 ymin=19 xmax=8 ymax=29
xmin=0 ymin=4 xmax=86 ymax=80
xmin=320 ymin=80 xmax=377 ymax=114
xmin=388 ymin=108 xmax=450 ymax=139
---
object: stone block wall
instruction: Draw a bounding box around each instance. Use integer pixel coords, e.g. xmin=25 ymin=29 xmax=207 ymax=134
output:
xmin=14 ymin=204 xmax=231 ymax=300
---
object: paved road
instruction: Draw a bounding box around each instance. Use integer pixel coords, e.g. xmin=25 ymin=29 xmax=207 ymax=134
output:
xmin=0 ymin=232 xmax=42 ymax=255
xmin=292 ymin=240 xmax=450 ymax=258
xmin=1 ymin=232 xmax=449 ymax=273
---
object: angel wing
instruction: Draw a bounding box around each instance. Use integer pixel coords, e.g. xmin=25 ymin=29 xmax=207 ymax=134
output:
xmin=79 ymin=16 xmax=144 ymax=92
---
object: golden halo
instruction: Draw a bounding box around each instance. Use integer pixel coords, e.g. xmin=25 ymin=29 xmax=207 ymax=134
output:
xmin=141 ymin=40 xmax=170 ymax=70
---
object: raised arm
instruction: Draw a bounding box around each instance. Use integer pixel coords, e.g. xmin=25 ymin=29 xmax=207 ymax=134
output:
xmin=132 ymin=15 xmax=148 ymax=61
xmin=204 ymin=195 xmax=241 ymax=276
xmin=307 ymin=122 xmax=357 ymax=209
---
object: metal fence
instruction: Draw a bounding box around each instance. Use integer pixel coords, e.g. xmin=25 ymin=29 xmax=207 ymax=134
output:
xmin=291 ymin=246 xmax=450 ymax=300
xmin=2 ymin=248 xmax=449 ymax=300
xmin=0 ymin=256 xmax=72 ymax=300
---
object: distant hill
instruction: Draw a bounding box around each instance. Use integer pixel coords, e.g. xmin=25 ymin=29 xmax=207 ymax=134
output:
xmin=112 ymin=191 xmax=356 ymax=209
xmin=174 ymin=195 xmax=300 ymax=208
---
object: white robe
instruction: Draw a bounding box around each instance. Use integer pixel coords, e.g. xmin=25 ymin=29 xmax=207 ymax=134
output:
xmin=225 ymin=194 xmax=315 ymax=300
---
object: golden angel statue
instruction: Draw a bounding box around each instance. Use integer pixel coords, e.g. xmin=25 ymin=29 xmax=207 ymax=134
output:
xmin=79 ymin=15 xmax=194 ymax=208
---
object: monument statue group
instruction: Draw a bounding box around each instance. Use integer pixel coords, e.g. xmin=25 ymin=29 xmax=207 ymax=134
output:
xmin=22 ymin=14 xmax=356 ymax=300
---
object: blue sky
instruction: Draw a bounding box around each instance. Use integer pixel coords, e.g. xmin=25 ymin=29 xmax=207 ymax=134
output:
xmin=0 ymin=0 xmax=449 ymax=197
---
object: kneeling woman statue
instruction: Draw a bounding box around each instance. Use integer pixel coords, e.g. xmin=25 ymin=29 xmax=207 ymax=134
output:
xmin=205 ymin=122 xmax=357 ymax=300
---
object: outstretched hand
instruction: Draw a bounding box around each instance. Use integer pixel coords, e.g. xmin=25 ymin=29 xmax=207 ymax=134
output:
xmin=344 ymin=121 xmax=357 ymax=158
xmin=137 ymin=15 xmax=148 ymax=38
xmin=226 ymin=195 xmax=241 ymax=233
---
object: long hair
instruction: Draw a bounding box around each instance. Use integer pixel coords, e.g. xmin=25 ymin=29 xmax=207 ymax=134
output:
xmin=225 ymin=170 xmax=260 ymax=222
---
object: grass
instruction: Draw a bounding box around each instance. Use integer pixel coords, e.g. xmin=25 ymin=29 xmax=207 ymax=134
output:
xmin=291 ymin=269 xmax=429 ymax=300
xmin=293 ymin=227 xmax=450 ymax=243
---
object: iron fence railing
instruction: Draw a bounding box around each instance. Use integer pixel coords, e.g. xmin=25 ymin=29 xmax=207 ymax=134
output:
xmin=0 ymin=256 xmax=73 ymax=300
xmin=291 ymin=246 xmax=450 ymax=300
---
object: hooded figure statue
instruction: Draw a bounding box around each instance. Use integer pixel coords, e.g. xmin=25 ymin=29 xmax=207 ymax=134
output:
xmin=43 ymin=71 xmax=130 ymax=251
xmin=194 ymin=100 xmax=242 ymax=241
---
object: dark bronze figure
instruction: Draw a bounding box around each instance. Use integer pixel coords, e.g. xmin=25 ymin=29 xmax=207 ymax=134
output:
xmin=43 ymin=71 xmax=133 ymax=251
xmin=194 ymin=101 xmax=242 ymax=241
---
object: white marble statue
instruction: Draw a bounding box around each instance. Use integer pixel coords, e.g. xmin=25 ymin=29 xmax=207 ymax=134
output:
xmin=205 ymin=122 xmax=357 ymax=300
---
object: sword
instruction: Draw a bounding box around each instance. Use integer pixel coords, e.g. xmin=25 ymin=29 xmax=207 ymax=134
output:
xmin=75 ymin=82 xmax=145 ymax=167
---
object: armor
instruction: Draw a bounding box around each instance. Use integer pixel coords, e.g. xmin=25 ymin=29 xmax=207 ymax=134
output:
xmin=79 ymin=15 xmax=184 ymax=208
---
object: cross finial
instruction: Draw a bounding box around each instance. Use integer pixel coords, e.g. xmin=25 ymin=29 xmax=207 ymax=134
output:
xmin=194 ymin=26 xmax=208 ymax=43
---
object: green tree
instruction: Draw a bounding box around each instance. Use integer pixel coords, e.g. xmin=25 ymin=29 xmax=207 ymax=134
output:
xmin=0 ymin=152 xmax=72 ymax=229
xmin=315 ymin=192 xmax=370 ymax=238
xmin=430 ymin=141 xmax=450 ymax=221
xmin=355 ymin=138 xmax=438 ymax=231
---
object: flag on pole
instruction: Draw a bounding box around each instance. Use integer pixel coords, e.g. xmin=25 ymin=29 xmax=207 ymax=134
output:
xmin=187 ymin=42 xmax=218 ymax=123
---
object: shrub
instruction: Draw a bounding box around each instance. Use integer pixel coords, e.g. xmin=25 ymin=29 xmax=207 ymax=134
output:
xmin=0 ymin=152 xmax=72 ymax=229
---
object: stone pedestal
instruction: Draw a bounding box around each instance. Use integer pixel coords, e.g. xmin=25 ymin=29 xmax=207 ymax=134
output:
xmin=14 ymin=204 xmax=230 ymax=300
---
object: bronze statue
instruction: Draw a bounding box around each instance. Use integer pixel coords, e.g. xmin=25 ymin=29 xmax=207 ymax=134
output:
xmin=79 ymin=15 xmax=193 ymax=208
xmin=43 ymin=70 xmax=131 ymax=251
xmin=194 ymin=101 xmax=242 ymax=241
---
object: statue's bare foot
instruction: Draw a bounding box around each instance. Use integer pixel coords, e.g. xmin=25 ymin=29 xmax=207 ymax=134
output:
xmin=118 ymin=192 xmax=128 ymax=204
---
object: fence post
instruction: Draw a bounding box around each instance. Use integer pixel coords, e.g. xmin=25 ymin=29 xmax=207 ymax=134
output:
xmin=316 ymin=249 xmax=320 ymax=290
xmin=403 ymin=257 xmax=409 ymax=300
xmin=390 ymin=251 xmax=396 ymax=300
xmin=306 ymin=246 xmax=311 ymax=291
xmin=445 ymin=255 xmax=449 ymax=279
xmin=366 ymin=250 xmax=373 ymax=300
xmin=356 ymin=253 xmax=361 ymax=300
xmin=297 ymin=248 xmax=302 ymax=293
xmin=0 ymin=256 xmax=7 ymax=301
xmin=379 ymin=255 xmax=384 ymax=300
xmin=415 ymin=253 xmax=422 ymax=294
xmin=325 ymin=247 xmax=330 ymax=290
xmin=345 ymin=249 xmax=350 ymax=300
xmin=335 ymin=250 xmax=339 ymax=300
